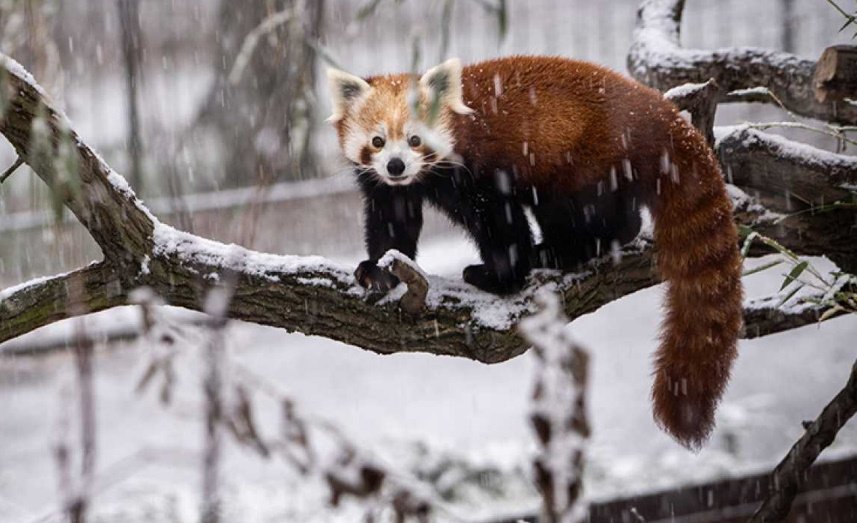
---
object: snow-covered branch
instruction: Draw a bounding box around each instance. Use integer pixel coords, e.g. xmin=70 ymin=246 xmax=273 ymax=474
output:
xmin=657 ymin=73 xmax=857 ymax=276
xmin=718 ymin=126 xmax=857 ymax=275
xmin=664 ymin=78 xmax=719 ymax=147
xmin=717 ymin=125 xmax=857 ymax=205
xmin=0 ymin=263 xmax=127 ymax=346
xmin=629 ymin=0 xmax=857 ymax=125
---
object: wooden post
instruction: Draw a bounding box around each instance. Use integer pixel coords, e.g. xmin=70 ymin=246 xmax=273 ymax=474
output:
xmin=813 ymin=45 xmax=857 ymax=102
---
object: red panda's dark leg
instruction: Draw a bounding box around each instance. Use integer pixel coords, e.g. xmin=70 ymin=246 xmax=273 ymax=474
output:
xmin=460 ymin=185 xmax=534 ymax=294
xmin=424 ymin=169 xmax=533 ymax=294
xmin=531 ymin=183 xmax=642 ymax=270
xmin=460 ymin=198 xmax=533 ymax=293
xmin=355 ymin=181 xmax=424 ymax=292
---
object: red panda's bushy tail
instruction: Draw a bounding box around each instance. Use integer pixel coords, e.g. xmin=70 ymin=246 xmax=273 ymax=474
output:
xmin=650 ymin=130 xmax=744 ymax=450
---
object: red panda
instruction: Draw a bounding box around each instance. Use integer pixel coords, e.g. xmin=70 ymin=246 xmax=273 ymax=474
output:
xmin=326 ymin=56 xmax=743 ymax=450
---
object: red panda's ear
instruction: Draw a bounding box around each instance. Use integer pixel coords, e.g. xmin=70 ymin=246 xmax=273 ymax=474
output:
xmin=326 ymin=68 xmax=372 ymax=123
xmin=419 ymin=58 xmax=474 ymax=116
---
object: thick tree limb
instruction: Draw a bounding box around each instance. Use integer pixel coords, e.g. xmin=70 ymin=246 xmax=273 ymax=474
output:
xmin=0 ymin=263 xmax=127 ymax=345
xmin=0 ymin=53 xmax=848 ymax=362
xmin=0 ymin=61 xmax=154 ymax=267
xmin=750 ymin=358 xmax=857 ymax=522
xmin=717 ymin=126 xmax=857 ymax=274
xmin=664 ymin=79 xmax=720 ymax=148
xmin=718 ymin=126 xmax=857 ymax=205
xmin=628 ymin=0 xmax=857 ymax=125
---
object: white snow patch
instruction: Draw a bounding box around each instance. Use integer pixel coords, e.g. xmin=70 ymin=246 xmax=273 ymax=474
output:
xmin=0 ymin=261 xmax=100 ymax=302
xmin=151 ymin=221 xmax=354 ymax=286
xmin=728 ymin=86 xmax=770 ymax=97
xmin=139 ymin=256 xmax=150 ymax=276
xmin=715 ymin=124 xmax=857 ymax=171
xmin=663 ymin=82 xmax=707 ymax=100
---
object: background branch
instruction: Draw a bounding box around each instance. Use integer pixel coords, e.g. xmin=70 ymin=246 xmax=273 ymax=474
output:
xmin=750 ymin=359 xmax=857 ymax=522
xmin=628 ymin=0 xmax=857 ymax=125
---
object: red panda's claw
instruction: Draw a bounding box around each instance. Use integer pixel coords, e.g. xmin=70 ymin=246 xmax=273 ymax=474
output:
xmin=463 ymin=264 xmax=524 ymax=295
xmin=355 ymin=260 xmax=400 ymax=292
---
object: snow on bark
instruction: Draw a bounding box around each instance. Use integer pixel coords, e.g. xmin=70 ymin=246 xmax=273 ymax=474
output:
xmin=715 ymin=125 xmax=857 ymax=181
xmin=152 ymin=221 xmax=356 ymax=287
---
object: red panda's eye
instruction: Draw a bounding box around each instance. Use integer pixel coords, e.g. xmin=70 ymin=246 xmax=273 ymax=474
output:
xmin=408 ymin=135 xmax=422 ymax=148
xmin=372 ymin=137 xmax=385 ymax=148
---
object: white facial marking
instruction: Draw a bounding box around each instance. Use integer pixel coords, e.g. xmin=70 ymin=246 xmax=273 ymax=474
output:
xmin=372 ymin=137 xmax=423 ymax=186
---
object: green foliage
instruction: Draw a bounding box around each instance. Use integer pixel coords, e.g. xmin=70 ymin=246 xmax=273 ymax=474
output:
xmin=742 ymin=228 xmax=857 ymax=321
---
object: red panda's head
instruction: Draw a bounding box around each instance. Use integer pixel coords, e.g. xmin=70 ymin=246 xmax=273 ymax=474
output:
xmin=326 ymin=58 xmax=473 ymax=186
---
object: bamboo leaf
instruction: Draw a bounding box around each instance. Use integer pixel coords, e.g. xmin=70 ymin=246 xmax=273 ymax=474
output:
xmin=742 ymin=259 xmax=783 ymax=277
xmin=819 ymin=306 xmax=844 ymax=323
xmin=740 ymin=230 xmax=759 ymax=257
xmin=777 ymin=283 xmax=804 ymax=308
xmin=497 ymin=0 xmax=508 ymax=42
xmin=737 ymin=225 xmax=755 ymax=238
xmin=439 ymin=0 xmax=454 ymax=60
xmin=781 ymin=261 xmax=809 ymax=291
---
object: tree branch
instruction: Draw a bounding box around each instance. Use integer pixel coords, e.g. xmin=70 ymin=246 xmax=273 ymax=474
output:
xmin=0 ymin=262 xmax=127 ymax=344
xmin=0 ymin=156 xmax=24 ymax=183
xmin=0 ymin=56 xmax=154 ymax=267
xmin=750 ymin=358 xmax=857 ymax=522
xmin=718 ymin=126 xmax=857 ymax=274
xmin=628 ymin=0 xmax=857 ymax=125
xmin=717 ymin=125 xmax=857 ymax=206
xmin=664 ymin=79 xmax=720 ymax=148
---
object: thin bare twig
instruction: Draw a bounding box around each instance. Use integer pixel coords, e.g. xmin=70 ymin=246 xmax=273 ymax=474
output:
xmin=0 ymin=156 xmax=24 ymax=183
xmin=228 ymin=8 xmax=294 ymax=85
xmin=69 ymin=324 xmax=96 ymax=523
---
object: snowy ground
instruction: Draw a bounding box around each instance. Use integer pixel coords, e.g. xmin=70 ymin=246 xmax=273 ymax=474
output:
xmin=1 ymin=234 xmax=856 ymax=522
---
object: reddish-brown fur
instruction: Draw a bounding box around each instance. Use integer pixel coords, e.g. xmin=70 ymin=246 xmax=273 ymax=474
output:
xmin=339 ymin=57 xmax=743 ymax=449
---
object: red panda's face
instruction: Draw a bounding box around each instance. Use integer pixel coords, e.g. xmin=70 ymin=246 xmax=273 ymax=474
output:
xmin=326 ymin=59 xmax=473 ymax=186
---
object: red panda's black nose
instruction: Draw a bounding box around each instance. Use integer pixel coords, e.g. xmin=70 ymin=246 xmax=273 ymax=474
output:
xmin=386 ymin=158 xmax=406 ymax=177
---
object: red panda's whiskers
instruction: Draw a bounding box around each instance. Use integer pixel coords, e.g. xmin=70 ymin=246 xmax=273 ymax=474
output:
xmin=428 ymin=159 xmax=475 ymax=181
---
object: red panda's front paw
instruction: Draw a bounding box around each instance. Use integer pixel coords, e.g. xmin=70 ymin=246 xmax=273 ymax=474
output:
xmin=354 ymin=260 xmax=400 ymax=292
xmin=463 ymin=264 xmax=524 ymax=295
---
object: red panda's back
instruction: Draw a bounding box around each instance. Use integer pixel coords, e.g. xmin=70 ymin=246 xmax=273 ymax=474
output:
xmin=454 ymin=56 xmax=681 ymax=194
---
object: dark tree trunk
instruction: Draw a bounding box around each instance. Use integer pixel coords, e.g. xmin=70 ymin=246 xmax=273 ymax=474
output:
xmin=781 ymin=0 xmax=796 ymax=53
xmin=118 ymin=0 xmax=144 ymax=194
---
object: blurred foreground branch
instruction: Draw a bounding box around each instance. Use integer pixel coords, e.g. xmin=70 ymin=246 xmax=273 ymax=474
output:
xmin=0 ymin=53 xmax=848 ymax=364
xmin=520 ymin=291 xmax=589 ymax=523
